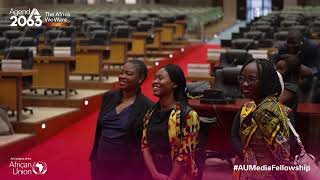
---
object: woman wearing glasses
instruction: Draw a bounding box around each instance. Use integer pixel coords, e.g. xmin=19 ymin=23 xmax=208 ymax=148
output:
xmin=232 ymin=59 xmax=297 ymax=180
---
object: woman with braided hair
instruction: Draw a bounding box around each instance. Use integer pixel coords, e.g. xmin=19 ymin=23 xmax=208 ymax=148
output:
xmin=231 ymin=59 xmax=298 ymax=180
xmin=141 ymin=64 xmax=200 ymax=180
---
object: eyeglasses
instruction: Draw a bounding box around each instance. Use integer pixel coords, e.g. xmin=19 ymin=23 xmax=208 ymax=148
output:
xmin=237 ymin=75 xmax=258 ymax=84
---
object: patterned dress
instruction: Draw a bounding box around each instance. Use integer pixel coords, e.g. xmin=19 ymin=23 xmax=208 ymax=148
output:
xmin=141 ymin=103 xmax=200 ymax=179
xmin=233 ymin=96 xmax=298 ymax=180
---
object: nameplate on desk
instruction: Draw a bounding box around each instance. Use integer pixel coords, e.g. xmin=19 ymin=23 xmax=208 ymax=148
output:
xmin=188 ymin=64 xmax=210 ymax=76
xmin=208 ymin=49 xmax=226 ymax=61
xmin=53 ymin=47 xmax=71 ymax=57
xmin=1 ymin=59 xmax=22 ymax=71
xmin=248 ymin=50 xmax=268 ymax=59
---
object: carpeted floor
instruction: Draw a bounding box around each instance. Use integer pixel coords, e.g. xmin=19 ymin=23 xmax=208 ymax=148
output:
xmin=0 ymin=44 xmax=227 ymax=180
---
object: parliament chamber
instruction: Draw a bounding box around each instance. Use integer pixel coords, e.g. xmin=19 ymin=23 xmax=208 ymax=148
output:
xmin=0 ymin=0 xmax=320 ymax=180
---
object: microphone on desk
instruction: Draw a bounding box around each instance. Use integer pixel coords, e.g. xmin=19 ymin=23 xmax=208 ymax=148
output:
xmin=4 ymin=27 xmax=28 ymax=60
xmin=51 ymin=29 xmax=65 ymax=47
xmin=230 ymin=37 xmax=256 ymax=66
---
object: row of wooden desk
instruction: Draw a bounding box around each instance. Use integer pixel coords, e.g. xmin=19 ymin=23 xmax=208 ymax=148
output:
xmin=0 ymin=70 xmax=37 ymax=122
xmin=0 ymin=27 xmax=188 ymax=122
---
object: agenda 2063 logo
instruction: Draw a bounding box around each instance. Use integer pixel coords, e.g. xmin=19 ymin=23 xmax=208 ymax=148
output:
xmin=9 ymin=8 xmax=42 ymax=27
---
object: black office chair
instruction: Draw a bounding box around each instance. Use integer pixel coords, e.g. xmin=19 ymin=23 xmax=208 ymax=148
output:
xmin=239 ymin=26 xmax=250 ymax=33
xmin=244 ymin=31 xmax=265 ymax=40
xmin=116 ymin=15 xmax=131 ymax=21
xmin=25 ymin=26 xmax=45 ymax=38
xmin=128 ymin=17 xmax=140 ymax=28
xmin=0 ymin=25 xmax=12 ymax=36
xmin=290 ymin=25 xmax=309 ymax=36
xmin=219 ymin=49 xmax=253 ymax=67
xmin=110 ymin=20 xmax=127 ymax=32
xmin=252 ymin=20 xmax=271 ymax=26
xmin=75 ymin=13 xmax=88 ymax=18
xmin=103 ymin=17 xmax=116 ymax=30
xmin=231 ymin=38 xmax=258 ymax=50
xmin=251 ymin=25 xmax=274 ymax=32
xmin=258 ymin=39 xmax=274 ymax=48
xmin=220 ymin=39 xmax=232 ymax=48
xmin=92 ymin=15 xmax=105 ymax=25
xmin=252 ymin=25 xmax=274 ymax=38
xmin=175 ymin=14 xmax=187 ymax=21
xmin=0 ymin=37 xmax=8 ymax=55
xmin=3 ymin=30 xmax=23 ymax=41
xmin=11 ymin=37 xmax=38 ymax=47
xmin=274 ymin=31 xmax=289 ymax=41
xmin=72 ymin=16 xmax=87 ymax=30
xmin=87 ymin=24 xmax=104 ymax=32
xmin=101 ymin=14 xmax=111 ymax=18
xmin=149 ymin=18 xmax=163 ymax=28
xmin=137 ymin=21 xmax=153 ymax=32
xmin=162 ymin=16 xmax=176 ymax=24
xmin=280 ymin=20 xmax=299 ymax=30
xmin=90 ymin=30 xmax=110 ymax=45
xmin=47 ymin=38 xmax=77 ymax=96
xmin=147 ymin=13 xmax=159 ymax=18
xmin=231 ymin=32 xmax=243 ymax=39
xmin=4 ymin=47 xmax=34 ymax=115
xmin=44 ymin=30 xmax=66 ymax=44
xmin=112 ymin=25 xmax=132 ymax=38
xmin=11 ymin=37 xmax=39 ymax=94
xmin=284 ymin=15 xmax=304 ymax=23
xmin=0 ymin=19 xmax=11 ymax=24
xmin=311 ymin=20 xmax=320 ymax=35
xmin=213 ymin=66 xmax=243 ymax=98
xmin=82 ymin=20 xmax=99 ymax=32
xmin=59 ymin=26 xmax=75 ymax=38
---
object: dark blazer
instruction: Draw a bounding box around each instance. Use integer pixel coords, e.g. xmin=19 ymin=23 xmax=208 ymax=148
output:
xmin=89 ymin=89 xmax=153 ymax=161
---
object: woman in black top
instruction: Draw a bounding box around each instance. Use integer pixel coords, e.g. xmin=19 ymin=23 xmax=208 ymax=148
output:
xmin=90 ymin=60 xmax=153 ymax=180
xmin=141 ymin=64 xmax=200 ymax=180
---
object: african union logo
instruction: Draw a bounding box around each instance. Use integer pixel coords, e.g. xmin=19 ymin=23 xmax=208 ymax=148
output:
xmin=32 ymin=161 xmax=47 ymax=175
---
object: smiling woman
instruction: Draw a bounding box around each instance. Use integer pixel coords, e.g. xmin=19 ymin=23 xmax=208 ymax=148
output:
xmin=232 ymin=59 xmax=298 ymax=180
xmin=90 ymin=60 xmax=153 ymax=180
xmin=142 ymin=64 xmax=200 ymax=180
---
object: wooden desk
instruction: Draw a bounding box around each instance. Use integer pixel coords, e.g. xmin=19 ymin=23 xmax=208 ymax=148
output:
xmin=127 ymin=32 xmax=150 ymax=57
xmin=105 ymin=38 xmax=130 ymax=65
xmin=33 ymin=56 xmax=75 ymax=99
xmin=175 ymin=20 xmax=187 ymax=40
xmin=0 ymin=70 xmax=37 ymax=122
xmin=75 ymin=45 xmax=109 ymax=80
xmin=146 ymin=28 xmax=162 ymax=50
xmin=161 ymin=24 xmax=176 ymax=44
